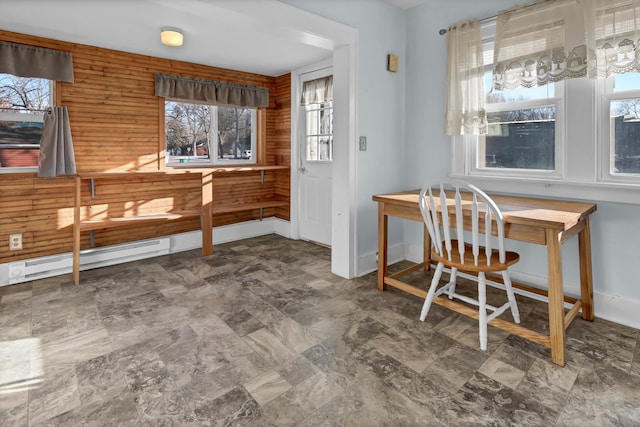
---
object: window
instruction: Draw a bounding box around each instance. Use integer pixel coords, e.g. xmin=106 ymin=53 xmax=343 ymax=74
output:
xmin=304 ymin=99 xmax=333 ymax=162
xmin=601 ymin=73 xmax=640 ymax=180
xmin=474 ymin=68 xmax=562 ymax=177
xmin=165 ymin=100 xmax=256 ymax=166
xmin=0 ymin=73 xmax=52 ymax=170
xmin=450 ymin=8 xmax=640 ymax=204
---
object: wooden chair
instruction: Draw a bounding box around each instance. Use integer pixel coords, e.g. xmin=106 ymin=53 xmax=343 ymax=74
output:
xmin=418 ymin=179 xmax=520 ymax=350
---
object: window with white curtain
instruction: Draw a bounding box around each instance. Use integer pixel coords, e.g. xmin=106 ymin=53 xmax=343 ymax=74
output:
xmin=451 ymin=0 xmax=640 ymax=203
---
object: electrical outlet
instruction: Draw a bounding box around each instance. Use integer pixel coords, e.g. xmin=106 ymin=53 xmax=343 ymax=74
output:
xmin=9 ymin=233 xmax=22 ymax=251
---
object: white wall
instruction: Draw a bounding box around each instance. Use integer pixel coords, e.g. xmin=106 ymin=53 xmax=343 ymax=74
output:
xmin=280 ymin=0 xmax=408 ymax=272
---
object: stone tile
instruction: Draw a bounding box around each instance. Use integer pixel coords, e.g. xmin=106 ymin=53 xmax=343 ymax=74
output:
xmin=0 ymin=402 xmax=28 ymax=427
xmin=220 ymin=309 xmax=265 ymax=337
xmin=276 ymin=355 xmax=319 ymax=387
xmin=421 ymin=342 xmax=490 ymax=391
xmin=193 ymin=386 xmax=261 ymax=425
xmin=243 ymin=369 xmax=292 ymax=405
xmin=28 ymin=365 xmax=81 ymax=425
xmin=368 ymin=329 xmax=437 ymax=373
xmin=37 ymin=327 xmax=113 ymax=369
xmin=244 ymin=328 xmax=297 ymax=367
xmin=268 ymin=317 xmax=319 ymax=354
xmin=294 ymin=371 xmax=344 ymax=410
xmin=564 ymin=358 xmax=640 ymax=423
xmin=454 ymin=372 xmax=559 ymax=426
xmin=516 ymin=358 xmax=580 ymax=412
xmin=478 ymin=356 xmax=526 ymax=389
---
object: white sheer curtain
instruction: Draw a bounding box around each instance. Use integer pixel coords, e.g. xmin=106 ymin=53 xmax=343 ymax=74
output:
xmin=589 ymin=0 xmax=640 ymax=77
xmin=444 ymin=19 xmax=486 ymax=135
xmin=300 ymin=76 xmax=333 ymax=105
xmin=492 ymin=0 xmax=589 ymax=91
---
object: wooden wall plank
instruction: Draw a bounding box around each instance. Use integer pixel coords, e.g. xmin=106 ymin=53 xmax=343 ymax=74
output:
xmin=0 ymin=29 xmax=291 ymax=265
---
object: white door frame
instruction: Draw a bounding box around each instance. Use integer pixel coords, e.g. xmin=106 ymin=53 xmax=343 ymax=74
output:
xmin=290 ymin=43 xmax=358 ymax=278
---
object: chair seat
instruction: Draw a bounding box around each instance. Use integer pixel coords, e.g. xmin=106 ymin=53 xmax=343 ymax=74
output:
xmin=432 ymin=240 xmax=519 ymax=273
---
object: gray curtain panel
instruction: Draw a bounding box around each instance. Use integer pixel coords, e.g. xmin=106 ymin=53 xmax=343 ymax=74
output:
xmin=38 ymin=106 xmax=77 ymax=177
xmin=0 ymin=41 xmax=74 ymax=82
xmin=155 ymin=73 xmax=269 ymax=108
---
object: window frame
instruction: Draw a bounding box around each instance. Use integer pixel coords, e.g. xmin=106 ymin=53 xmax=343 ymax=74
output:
xmin=164 ymin=98 xmax=258 ymax=168
xmin=598 ymin=76 xmax=640 ymax=184
xmin=469 ymin=86 xmax=565 ymax=180
xmin=0 ymin=75 xmax=54 ymax=173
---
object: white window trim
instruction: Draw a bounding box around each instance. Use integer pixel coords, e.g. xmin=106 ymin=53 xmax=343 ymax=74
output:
xmin=469 ymin=90 xmax=565 ymax=180
xmin=598 ymin=77 xmax=640 ymax=185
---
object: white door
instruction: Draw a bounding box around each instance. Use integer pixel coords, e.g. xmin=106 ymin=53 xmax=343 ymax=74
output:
xmin=299 ymin=70 xmax=333 ymax=247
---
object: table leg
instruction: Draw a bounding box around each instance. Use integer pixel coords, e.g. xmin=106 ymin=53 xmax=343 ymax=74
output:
xmin=73 ymin=176 xmax=81 ymax=285
xmin=578 ymin=218 xmax=595 ymax=321
xmin=377 ymin=203 xmax=388 ymax=291
xmin=546 ymin=228 xmax=566 ymax=366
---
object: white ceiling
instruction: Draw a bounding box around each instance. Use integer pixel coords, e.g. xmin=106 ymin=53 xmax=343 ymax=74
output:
xmin=383 ymin=0 xmax=427 ymax=9
xmin=0 ymin=1 xmax=425 ymax=77
xmin=0 ymin=0 xmax=368 ymax=77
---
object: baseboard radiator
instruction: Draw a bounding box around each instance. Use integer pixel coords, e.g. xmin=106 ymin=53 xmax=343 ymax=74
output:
xmin=7 ymin=238 xmax=170 ymax=285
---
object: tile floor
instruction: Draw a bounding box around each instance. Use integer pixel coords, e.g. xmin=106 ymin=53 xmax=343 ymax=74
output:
xmin=0 ymin=234 xmax=639 ymax=426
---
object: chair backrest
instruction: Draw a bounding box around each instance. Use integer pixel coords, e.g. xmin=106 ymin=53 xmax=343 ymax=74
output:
xmin=419 ymin=179 xmax=506 ymax=267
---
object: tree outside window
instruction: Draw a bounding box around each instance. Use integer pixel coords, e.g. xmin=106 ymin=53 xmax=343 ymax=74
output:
xmin=0 ymin=74 xmax=52 ymax=169
xmin=165 ymin=100 xmax=255 ymax=165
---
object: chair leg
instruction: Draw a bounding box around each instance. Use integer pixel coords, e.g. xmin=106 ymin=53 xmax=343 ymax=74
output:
xmin=478 ymin=272 xmax=488 ymax=351
xmin=420 ymin=262 xmax=444 ymax=321
xmin=448 ymin=267 xmax=458 ymax=299
xmin=502 ymin=270 xmax=521 ymax=324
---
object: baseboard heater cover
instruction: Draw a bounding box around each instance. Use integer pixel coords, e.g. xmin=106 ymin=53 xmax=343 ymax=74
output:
xmin=7 ymin=238 xmax=170 ymax=285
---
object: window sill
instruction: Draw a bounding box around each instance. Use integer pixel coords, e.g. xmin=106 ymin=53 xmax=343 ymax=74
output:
xmin=449 ymin=173 xmax=640 ymax=205
xmin=0 ymin=167 xmax=38 ymax=174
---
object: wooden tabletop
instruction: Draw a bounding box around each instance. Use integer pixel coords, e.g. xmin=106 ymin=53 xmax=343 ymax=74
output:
xmin=373 ymin=189 xmax=597 ymax=232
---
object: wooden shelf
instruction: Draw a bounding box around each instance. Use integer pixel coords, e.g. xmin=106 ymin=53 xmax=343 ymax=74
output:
xmin=72 ymin=173 xmax=209 ymax=285
xmin=72 ymin=167 xmax=290 ymax=285
xmin=79 ymin=210 xmax=202 ymax=231
xmin=211 ymin=201 xmax=289 ymax=215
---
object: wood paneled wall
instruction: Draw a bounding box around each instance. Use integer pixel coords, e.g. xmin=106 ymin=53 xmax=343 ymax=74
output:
xmin=0 ymin=30 xmax=292 ymax=264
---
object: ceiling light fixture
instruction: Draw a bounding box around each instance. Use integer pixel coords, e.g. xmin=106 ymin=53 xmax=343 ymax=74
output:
xmin=160 ymin=27 xmax=183 ymax=47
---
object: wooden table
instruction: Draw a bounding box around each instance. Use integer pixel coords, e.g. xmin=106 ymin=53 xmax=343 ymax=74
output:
xmin=372 ymin=189 xmax=597 ymax=366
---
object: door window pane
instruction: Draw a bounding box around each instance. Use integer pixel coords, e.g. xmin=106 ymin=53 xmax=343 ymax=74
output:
xmin=305 ymin=101 xmax=333 ymax=162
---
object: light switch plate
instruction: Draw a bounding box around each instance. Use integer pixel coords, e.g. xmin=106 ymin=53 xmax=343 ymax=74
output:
xmin=359 ymin=136 xmax=367 ymax=151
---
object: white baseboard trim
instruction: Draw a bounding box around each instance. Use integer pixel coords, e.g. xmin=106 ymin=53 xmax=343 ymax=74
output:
xmin=357 ymin=242 xmax=409 ymax=277
xmin=0 ymin=218 xmax=289 ymax=287
xmin=393 ymin=242 xmax=640 ymax=330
